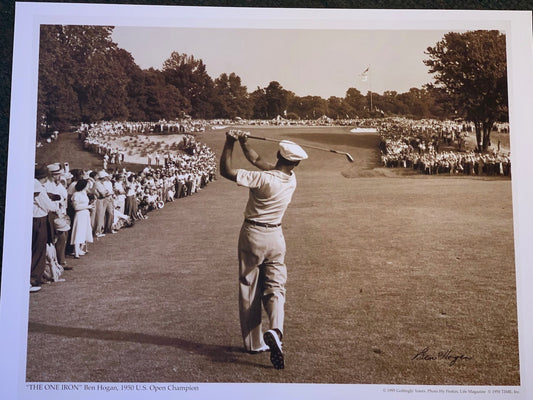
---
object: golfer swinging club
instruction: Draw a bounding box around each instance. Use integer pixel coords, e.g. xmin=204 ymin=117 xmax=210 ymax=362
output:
xmin=220 ymin=129 xmax=308 ymax=369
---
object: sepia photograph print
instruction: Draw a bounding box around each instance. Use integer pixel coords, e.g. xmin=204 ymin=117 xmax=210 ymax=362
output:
xmin=1 ymin=3 xmax=533 ymax=400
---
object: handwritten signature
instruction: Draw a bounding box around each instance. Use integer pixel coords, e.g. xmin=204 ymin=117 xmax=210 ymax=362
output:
xmin=412 ymin=347 xmax=473 ymax=366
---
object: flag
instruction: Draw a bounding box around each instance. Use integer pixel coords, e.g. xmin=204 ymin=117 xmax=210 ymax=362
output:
xmin=360 ymin=66 xmax=369 ymax=82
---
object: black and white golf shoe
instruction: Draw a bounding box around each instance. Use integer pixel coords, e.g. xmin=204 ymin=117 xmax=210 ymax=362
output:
xmin=264 ymin=329 xmax=284 ymax=369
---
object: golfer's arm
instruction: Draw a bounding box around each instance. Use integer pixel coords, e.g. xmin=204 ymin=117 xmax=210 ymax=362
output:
xmin=239 ymin=139 xmax=275 ymax=171
xmin=220 ymin=138 xmax=238 ymax=182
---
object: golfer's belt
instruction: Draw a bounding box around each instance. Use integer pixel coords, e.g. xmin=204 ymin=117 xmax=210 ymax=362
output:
xmin=244 ymin=219 xmax=282 ymax=228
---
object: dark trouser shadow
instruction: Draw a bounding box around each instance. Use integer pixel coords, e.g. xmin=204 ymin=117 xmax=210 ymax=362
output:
xmin=28 ymin=322 xmax=269 ymax=369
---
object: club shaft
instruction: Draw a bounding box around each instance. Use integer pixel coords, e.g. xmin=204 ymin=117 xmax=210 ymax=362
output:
xmin=247 ymin=135 xmax=351 ymax=157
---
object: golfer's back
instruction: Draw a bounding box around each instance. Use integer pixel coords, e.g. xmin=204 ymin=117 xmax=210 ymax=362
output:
xmin=237 ymin=169 xmax=296 ymax=225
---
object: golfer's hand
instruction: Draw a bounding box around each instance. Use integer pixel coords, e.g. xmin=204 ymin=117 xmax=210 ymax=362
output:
xmin=238 ymin=131 xmax=249 ymax=144
xmin=226 ymin=130 xmax=238 ymax=142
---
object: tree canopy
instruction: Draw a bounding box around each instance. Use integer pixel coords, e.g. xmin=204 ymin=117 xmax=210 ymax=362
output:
xmin=213 ymin=73 xmax=252 ymax=119
xmin=424 ymin=30 xmax=508 ymax=152
xmin=39 ymin=25 xmax=497 ymax=135
xmin=38 ymin=25 xmax=135 ymax=133
xmin=162 ymin=52 xmax=216 ymax=119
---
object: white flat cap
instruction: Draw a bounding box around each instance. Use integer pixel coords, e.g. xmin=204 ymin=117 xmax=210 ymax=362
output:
xmin=279 ymin=140 xmax=308 ymax=161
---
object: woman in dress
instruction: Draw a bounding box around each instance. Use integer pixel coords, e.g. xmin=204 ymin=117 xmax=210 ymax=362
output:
xmin=124 ymin=174 xmax=138 ymax=220
xmin=70 ymin=179 xmax=94 ymax=258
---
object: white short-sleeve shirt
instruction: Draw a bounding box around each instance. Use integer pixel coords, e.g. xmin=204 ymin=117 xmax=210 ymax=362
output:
xmin=236 ymin=169 xmax=297 ymax=225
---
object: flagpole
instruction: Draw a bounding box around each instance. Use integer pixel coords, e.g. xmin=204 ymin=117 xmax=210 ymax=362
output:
xmin=359 ymin=66 xmax=372 ymax=115
xmin=369 ymin=65 xmax=372 ymax=113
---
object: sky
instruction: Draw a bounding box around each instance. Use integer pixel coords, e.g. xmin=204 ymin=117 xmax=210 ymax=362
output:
xmin=111 ymin=27 xmax=453 ymax=99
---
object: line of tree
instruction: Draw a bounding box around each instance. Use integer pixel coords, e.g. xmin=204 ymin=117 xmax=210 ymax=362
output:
xmin=38 ymin=25 xmax=508 ymax=153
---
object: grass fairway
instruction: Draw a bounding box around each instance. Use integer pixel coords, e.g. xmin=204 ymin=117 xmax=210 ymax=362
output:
xmin=27 ymin=127 xmax=518 ymax=385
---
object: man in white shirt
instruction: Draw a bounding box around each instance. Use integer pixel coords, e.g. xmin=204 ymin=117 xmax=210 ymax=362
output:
xmin=44 ymin=163 xmax=70 ymax=268
xmin=101 ymin=171 xmax=116 ymax=234
xmin=220 ymin=130 xmax=307 ymax=370
xmin=32 ymin=166 xmax=60 ymax=291
xmin=93 ymin=171 xmax=115 ymax=237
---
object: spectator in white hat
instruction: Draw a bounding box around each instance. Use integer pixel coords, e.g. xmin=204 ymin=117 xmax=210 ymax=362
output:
xmin=44 ymin=163 xmax=69 ymax=269
xmin=93 ymin=170 xmax=110 ymax=237
xmin=31 ymin=165 xmax=60 ymax=292
xmin=100 ymin=171 xmax=117 ymax=234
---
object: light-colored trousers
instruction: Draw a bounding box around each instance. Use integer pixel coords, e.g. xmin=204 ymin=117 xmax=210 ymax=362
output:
xmin=93 ymin=198 xmax=105 ymax=234
xmin=94 ymin=197 xmax=114 ymax=234
xmin=238 ymin=222 xmax=287 ymax=352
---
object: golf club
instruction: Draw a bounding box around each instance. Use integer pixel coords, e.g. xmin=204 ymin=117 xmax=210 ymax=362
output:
xmin=245 ymin=134 xmax=355 ymax=163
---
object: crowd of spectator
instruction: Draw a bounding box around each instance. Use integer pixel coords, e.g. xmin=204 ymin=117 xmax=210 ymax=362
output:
xmin=79 ymin=121 xmax=211 ymax=168
xmin=73 ymin=116 xmax=509 ymax=136
xmin=77 ymin=119 xmax=207 ymax=137
xmin=31 ymin=130 xmax=217 ymax=293
xmin=204 ymin=117 xmax=511 ymax=134
xmin=377 ymin=118 xmax=511 ymax=176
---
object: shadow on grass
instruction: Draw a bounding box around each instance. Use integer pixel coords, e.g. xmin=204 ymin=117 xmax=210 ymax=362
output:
xmin=28 ymin=322 xmax=268 ymax=368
